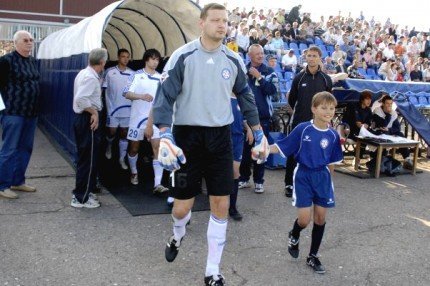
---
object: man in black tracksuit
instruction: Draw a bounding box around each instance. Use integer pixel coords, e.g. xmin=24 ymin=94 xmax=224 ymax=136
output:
xmin=285 ymin=46 xmax=333 ymax=197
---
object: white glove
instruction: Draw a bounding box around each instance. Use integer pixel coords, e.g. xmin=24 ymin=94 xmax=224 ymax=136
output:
xmin=158 ymin=128 xmax=186 ymax=171
xmin=251 ymin=129 xmax=270 ymax=164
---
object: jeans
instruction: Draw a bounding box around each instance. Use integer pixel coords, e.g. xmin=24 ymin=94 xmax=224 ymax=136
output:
xmin=239 ymin=119 xmax=273 ymax=184
xmin=0 ymin=115 xmax=37 ymax=191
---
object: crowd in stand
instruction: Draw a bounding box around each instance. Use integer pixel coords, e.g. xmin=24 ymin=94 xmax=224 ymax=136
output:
xmin=0 ymin=40 xmax=13 ymax=56
xmin=224 ymin=5 xmax=430 ymax=83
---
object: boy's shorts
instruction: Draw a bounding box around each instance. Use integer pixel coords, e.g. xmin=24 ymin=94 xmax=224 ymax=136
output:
xmin=106 ymin=116 xmax=129 ymax=128
xmin=231 ymin=133 xmax=244 ymax=162
xmin=127 ymin=123 xmax=160 ymax=141
xmin=292 ymin=164 xmax=335 ymax=208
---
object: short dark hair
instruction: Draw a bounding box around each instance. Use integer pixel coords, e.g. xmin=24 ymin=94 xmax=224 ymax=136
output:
xmin=142 ymin=49 xmax=161 ymax=66
xmin=200 ymin=3 xmax=226 ymax=19
xmin=307 ymin=45 xmax=322 ymax=57
xmin=381 ymin=94 xmax=393 ymax=103
xmin=117 ymin=48 xmax=130 ymax=57
xmin=360 ymin=90 xmax=372 ymax=103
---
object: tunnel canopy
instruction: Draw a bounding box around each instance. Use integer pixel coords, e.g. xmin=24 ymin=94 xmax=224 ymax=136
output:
xmin=37 ymin=0 xmax=201 ymax=60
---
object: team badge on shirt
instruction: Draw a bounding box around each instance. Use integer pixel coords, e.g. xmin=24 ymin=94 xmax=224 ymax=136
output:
xmin=221 ymin=68 xmax=231 ymax=80
xmin=320 ymin=138 xmax=329 ymax=149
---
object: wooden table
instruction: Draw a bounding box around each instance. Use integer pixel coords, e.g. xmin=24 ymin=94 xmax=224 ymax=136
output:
xmin=354 ymin=137 xmax=420 ymax=178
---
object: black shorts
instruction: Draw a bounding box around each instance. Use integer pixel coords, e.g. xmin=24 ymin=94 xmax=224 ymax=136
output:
xmin=170 ymin=125 xmax=234 ymax=200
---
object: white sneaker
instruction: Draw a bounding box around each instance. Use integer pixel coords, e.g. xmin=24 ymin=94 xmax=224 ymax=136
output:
xmin=119 ymin=157 xmax=128 ymax=170
xmin=105 ymin=144 xmax=112 ymax=159
xmin=254 ymin=183 xmax=264 ymax=193
xmin=71 ymin=196 xmax=100 ymax=208
xmin=238 ymin=181 xmax=251 ymax=189
xmin=89 ymin=192 xmax=98 ymax=201
xmin=130 ymin=173 xmax=139 ymax=185
xmin=153 ymin=184 xmax=169 ymax=195
xmin=0 ymin=189 xmax=19 ymax=199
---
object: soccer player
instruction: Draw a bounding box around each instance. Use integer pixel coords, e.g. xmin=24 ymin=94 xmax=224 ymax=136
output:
xmin=152 ymin=3 xmax=269 ymax=285
xmin=102 ymin=49 xmax=133 ymax=170
xmin=123 ymin=49 xmax=168 ymax=194
xmin=267 ymin=91 xmax=343 ymax=274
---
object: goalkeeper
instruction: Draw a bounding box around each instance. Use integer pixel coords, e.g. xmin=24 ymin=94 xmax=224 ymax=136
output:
xmin=152 ymin=4 xmax=269 ymax=285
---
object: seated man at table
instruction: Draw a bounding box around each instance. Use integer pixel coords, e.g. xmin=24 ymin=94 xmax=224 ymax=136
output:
xmin=343 ymin=90 xmax=373 ymax=159
xmin=371 ymin=95 xmax=413 ymax=169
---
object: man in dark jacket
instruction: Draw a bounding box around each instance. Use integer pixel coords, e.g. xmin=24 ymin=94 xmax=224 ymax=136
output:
xmin=238 ymin=44 xmax=277 ymax=194
xmin=0 ymin=30 xmax=39 ymax=199
xmin=284 ymin=46 xmax=333 ymax=197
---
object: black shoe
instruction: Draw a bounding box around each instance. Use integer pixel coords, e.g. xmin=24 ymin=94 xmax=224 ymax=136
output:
xmin=229 ymin=208 xmax=243 ymax=221
xmin=288 ymin=231 xmax=299 ymax=258
xmin=165 ymin=235 xmax=182 ymax=262
xmin=285 ymin=185 xmax=293 ymax=198
xmin=306 ymin=254 xmax=326 ymax=274
xmin=204 ymin=274 xmax=226 ymax=286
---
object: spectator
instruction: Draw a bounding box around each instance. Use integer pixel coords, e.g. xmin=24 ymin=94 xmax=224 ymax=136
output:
xmin=323 ymin=56 xmax=337 ymax=74
xmin=281 ymin=49 xmax=297 ymax=72
xmin=239 ymin=44 xmax=277 ymax=194
xmin=71 ymin=48 xmax=108 ymax=208
xmin=410 ymin=64 xmax=423 ymax=81
xmin=335 ymin=57 xmax=348 ymax=74
xmin=421 ymin=33 xmax=430 ymax=59
xmin=347 ymin=59 xmax=365 ymax=79
xmin=0 ymin=30 xmax=40 ymax=199
xmin=226 ymin=37 xmax=239 ymax=52
xmin=237 ymin=26 xmax=250 ymax=56
xmin=331 ymin=44 xmax=346 ymax=63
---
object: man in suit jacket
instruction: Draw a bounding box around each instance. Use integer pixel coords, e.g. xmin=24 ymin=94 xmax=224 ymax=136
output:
xmin=421 ymin=33 xmax=430 ymax=59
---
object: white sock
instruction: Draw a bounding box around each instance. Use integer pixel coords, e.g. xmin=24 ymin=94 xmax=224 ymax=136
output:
xmin=205 ymin=214 xmax=228 ymax=277
xmin=153 ymin=160 xmax=163 ymax=186
xmin=128 ymin=153 xmax=138 ymax=174
xmin=167 ymin=197 xmax=174 ymax=204
xmin=173 ymin=211 xmax=191 ymax=242
xmin=119 ymin=139 xmax=128 ymax=160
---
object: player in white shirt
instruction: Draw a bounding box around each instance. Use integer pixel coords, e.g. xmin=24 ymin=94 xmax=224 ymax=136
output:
xmin=102 ymin=49 xmax=134 ymax=169
xmin=124 ymin=49 xmax=168 ymax=194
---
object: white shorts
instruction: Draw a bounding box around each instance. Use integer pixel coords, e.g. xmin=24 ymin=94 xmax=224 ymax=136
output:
xmin=106 ymin=116 xmax=129 ymax=128
xmin=127 ymin=124 xmax=160 ymax=141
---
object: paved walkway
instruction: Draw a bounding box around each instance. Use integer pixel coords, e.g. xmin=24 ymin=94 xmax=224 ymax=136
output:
xmin=1 ymin=128 xmax=429 ymax=286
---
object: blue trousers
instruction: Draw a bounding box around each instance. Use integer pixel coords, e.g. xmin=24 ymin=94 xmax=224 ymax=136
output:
xmin=0 ymin=115 xmax=37 ymax=191
xmin=239 ymin=119 xmax=273 ymax=184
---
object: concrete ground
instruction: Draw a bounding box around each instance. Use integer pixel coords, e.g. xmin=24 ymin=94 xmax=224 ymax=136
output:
xmin=1 ymin=128 xmax=429 ymax=286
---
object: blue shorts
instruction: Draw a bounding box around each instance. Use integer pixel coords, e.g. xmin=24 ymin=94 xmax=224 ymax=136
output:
xmin=292 ymin=164 xmax=335 ymax=208
xmin=231 ymin=133 xmax=244 ymax=162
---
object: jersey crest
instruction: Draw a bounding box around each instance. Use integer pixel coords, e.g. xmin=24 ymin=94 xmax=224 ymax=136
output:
xmin=320 ymin=138 xmax=329 ymax=149
xmin=221 ymin=68 xmax=231 ymax=80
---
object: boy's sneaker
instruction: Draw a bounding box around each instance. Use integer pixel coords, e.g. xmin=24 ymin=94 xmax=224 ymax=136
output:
xmin=119 ymin=157 xmax=128 ymax=170
xmin=153 ymin=184 xmax=169 ymax=196
xmin=204 ymin=274 xmax=226 ymax=286
xmin=254 ymin=183 xmax=264 ymax=193
xmin=285 ymin=185 xmax=293 ymax=197
xmin=306 ymin=254 xmax=326 ymax=274
xmin=288 ymin=231 xmax=299 ymax=258
xmin=71 ymin=196 xmax=100 ymax=209
xmin=130 ymin=173 xmax=138 ymax=185
xmin=165 ymin=235 xmax=182 ymax=262
xmin=105 ymin=144 xmax=112 ymax=159
xmin=238 ymin=181 xmax=250 ymax=189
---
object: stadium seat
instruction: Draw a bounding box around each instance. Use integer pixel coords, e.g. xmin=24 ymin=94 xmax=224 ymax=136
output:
xmin=314 ymin=37 xmax=324 ymax=46
xmin=366 ymin=68 xmax=379 ymax=80
xmin=284 ymin=71 xmax=294 ymax=81
xmin=408 ymin=95 xmax=420 ymax=107
xmin=289 ymin=42 xmax=298 ymax=50
xmin=283 ymin=42 xmax=289 ymax=50
xmin=299 ymin=43 xmax=307 ymax=50
xmin=306 ymin=38 xmax=314 ymax=44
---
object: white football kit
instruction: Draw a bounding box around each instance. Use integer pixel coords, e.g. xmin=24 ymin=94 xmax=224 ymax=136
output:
xmin=123 ymin=69 xmax=161 ymax=141
xmin=102 ymin=66 xmax=134 ymax=127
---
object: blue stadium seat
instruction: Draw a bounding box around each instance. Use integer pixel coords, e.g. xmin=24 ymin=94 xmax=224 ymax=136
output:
xmin=314 ymin=37 xmax=324 ymax=46
xmin=306 ymin=38 xmax=314 ymax=44
xmin=284 ymin=71 xmax=294 ymax=81
xmin=299 ymin=43 xmax=308 ymax=50
xmin=289 ymin=42 xmax=298 ymax=50
xmin=283 ymin=42 xmax=289 ymax=50
xmin=408 ymin=95 xmax=420 ymax=107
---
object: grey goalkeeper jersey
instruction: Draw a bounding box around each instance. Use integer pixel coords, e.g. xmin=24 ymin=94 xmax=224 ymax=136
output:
xmin=153 ymin=38 xmax=260 ymax=127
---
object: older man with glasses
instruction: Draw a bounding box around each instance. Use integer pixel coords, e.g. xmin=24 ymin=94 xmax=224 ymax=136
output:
xmin=0 ymin=30 xmax=39 ymax=199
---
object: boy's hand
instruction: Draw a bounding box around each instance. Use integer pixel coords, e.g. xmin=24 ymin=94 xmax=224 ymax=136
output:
xmin=251 ymin=130 xmax=270 ymax=164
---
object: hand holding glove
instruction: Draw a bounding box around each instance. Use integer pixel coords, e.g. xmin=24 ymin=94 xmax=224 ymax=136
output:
xmin=251 ymin=129 xmax=270 ymax=164
xmin=158 ymin=128 xmax=186 ymax=171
